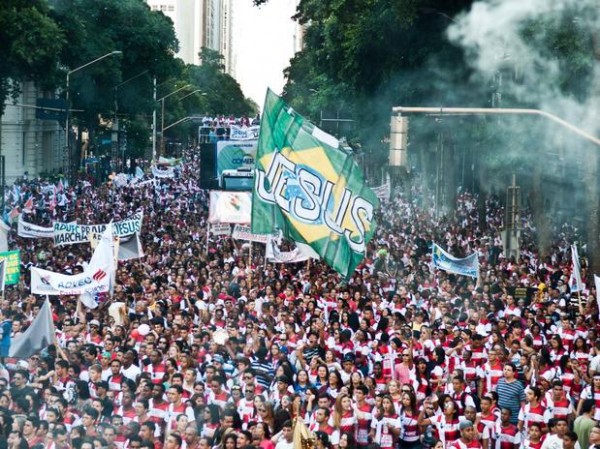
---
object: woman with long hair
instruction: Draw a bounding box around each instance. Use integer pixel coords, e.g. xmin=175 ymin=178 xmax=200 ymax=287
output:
xmin=549 ymin=335 xmax=565 ymax=366
xmin=429 ymin=347 xmax=448 ymax=394
xmin=338 ymin=432 xmax=357 ymax=449
xmin=333 ymin=393 xmax=357 ymax=435
xmin=219 ymin=433 xmax=237 ymax=449
xmin=255 ymin=422 xmax=275 ymax=449
xmin=399 ymin=390 xmax=420 ymax=449
xmin=418 ymin=396 xmax=461 ymax=448
xmin=413 ymin=357 xmax=431 ymax=404
xmin=257 ymin=401 xmax=276 ymax=434
xmin=199 ymin=404 xmax=221 ymax=440
xmin=319 ymin=370 xmax=343 ymax=400
xmin=369 ymin=395 xmax=400 ymax=449
xmin=294 ymin=370 xmax=311 ymax=400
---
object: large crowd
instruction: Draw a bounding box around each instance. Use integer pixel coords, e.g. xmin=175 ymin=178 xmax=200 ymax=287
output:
xmin=0 ymin=146 xmax=597 ymax=449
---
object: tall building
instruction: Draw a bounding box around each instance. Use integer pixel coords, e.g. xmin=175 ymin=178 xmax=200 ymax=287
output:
xmin=146 ymin=0 xmax=233 ymax=72
xmin=0 ymin=82 xmax=64 ymax=183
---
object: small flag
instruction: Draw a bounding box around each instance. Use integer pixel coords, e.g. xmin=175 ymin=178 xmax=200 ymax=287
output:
xmin=8 ymin=208 xmax=20 ymax=224
xmin=23 ymin=197 xmax=33 ymax=213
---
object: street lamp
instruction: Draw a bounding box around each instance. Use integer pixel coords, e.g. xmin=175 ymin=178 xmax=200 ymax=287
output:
xmin=156 ymin=85 xmax=193 ymax=158
xmin=65 ymin=50 xmax=122 ymax=181
xmin=112 ymin=70 xmax=150 ymax=170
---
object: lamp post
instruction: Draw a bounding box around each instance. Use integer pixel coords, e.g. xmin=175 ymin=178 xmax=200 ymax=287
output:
xmin=157 ymin=85 xmax=195 ymax=158
xmin=65 ymin=50 xmax=122 ymax=181
xmin=112 ymin=70 xmax=149 ymax=171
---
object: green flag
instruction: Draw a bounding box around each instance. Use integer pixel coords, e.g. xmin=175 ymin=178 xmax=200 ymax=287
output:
xmin=252 ymin=90 xmax=379 ymax=278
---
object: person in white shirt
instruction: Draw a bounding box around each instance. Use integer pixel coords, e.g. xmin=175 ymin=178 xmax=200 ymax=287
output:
xmin=273 ymin=420 xmax=294 ymax=449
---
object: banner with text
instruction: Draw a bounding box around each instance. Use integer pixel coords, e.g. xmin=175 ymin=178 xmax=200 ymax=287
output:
xmin=431 ymin=243 xmax=479 ymax=279
xmin=252 ymin=89 xmax=379 ymax=278
xmin=0 ymin=250 xmax=20 ymax=286
xmin=232 ymin=224 xmax=269 ymax=244
xmin=230 ymin=125 xmax=260 ymax=141
xmin=208 ymin=191 xmax=252 ymax=224
xmin=53 ymin=212 xmax=143 ymax=246
xmin=151 ymin=165 xmax=178 ymax=178
xmin=18 ymin=218 xmax=54 ymax=239
xmin=216 ymin=140 xmax=257 ymax=177
xmin=30 ymin=265 xmax=111 ymax=296
xmin=266 ymin=236 xmax=320 ymax=263
xmin=210 ymin=223 xmax=232 ymax=236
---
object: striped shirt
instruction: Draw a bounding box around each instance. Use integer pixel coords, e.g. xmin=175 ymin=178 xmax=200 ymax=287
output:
xmin=496 ymin=378 xmax=525 ymax=424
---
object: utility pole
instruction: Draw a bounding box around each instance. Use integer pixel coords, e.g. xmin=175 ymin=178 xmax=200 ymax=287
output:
xmin=504 ymin=174 xmax=520 ymax=260
xmin=152 ymin=77 xmax=157 ymax=161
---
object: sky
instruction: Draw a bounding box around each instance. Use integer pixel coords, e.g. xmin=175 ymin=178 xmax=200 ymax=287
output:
xmin=232 ymin=0 xmax=299 ymax=111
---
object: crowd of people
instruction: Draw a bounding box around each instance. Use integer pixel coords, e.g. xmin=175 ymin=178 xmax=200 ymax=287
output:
xmin=0 ymin=146 xmax=597 ymax=449
xmin=198 ymin=114 xmax=260 ymax=143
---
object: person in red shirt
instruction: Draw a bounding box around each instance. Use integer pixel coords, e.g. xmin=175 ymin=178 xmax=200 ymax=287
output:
xmin=333 ymin=393 xmax=356 ymax=435
xmin=353 ymin=385 xmax=372 ymax=448
xmin=521 ymin=423 xmax=543 ymax=449
xmin=491 ymin=408 xmax=521 ymax=449
xmin=450 ymin=420 xmax=482 ymax=449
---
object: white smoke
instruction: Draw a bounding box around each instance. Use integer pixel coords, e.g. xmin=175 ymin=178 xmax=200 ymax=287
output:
xmin=447 ymin=0 xmax=600 ymax=131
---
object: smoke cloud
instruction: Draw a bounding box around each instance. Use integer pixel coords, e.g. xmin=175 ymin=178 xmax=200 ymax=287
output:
xmin=447 ymin=0 xmax=600 ymax=131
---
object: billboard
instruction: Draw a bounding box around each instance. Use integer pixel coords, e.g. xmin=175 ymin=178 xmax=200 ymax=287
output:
xmin=216 ymin=140 xmax=257 ymax=177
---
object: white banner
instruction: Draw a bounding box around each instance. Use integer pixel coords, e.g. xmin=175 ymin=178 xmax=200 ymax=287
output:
xmin=266 ymin=236 xmax=320 ymax=263
xmin=152 ymin=165 xmax=178 ymax=178
xmin=210 ymin=223 xmax=232 ymax=236
xmin=372 ymin=175 xmax=391 ymax=202
xmin=158 ymin=157 xmax=182 ymax=166
xmin=230 ymin=125 xmax=260 ymax=141
xmin=33 ymin=226 xmax=116 ymax=298
xmin=53 ymin=212 xmax=143 ymax=246
xmin=30 ymin=265 xmax=111 ymax=296
xmin=232 ymin=224 xmax=268 ymax=244
xmin=208 ymin=191 xmax=252 ymax=224
xmin=18 ymin=218 xmax=54 ymax=239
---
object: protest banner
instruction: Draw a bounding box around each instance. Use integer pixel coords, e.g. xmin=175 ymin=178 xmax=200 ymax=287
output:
xmin=0 ymin=250 xmax=20 ymax=286
xmin=210 ymin=223 xmax=232 ymax=236
xmin=53 ymin=212 xmax=143 ymax=246
xmin=18 ymin=218 xmax=54 ymax=239
xmin=229 ymin=125 xmax=260 ymax=141
xmin=431 ymin=243 xmax=479 ymax=279
xmin=232 ymin=224 xmax=269 ymax=244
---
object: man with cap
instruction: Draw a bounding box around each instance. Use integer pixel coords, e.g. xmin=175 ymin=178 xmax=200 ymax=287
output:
xmin=450 ymin=420 xmax=481 ymax=449
xmin=340 ymin=353 xmax=356 ymax=384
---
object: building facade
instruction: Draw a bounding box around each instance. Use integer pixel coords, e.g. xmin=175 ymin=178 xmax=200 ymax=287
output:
xmin=146 ymin=0 xmax=233 ymax=72
xmin=0 ymin=82 xmax=64 ymax=184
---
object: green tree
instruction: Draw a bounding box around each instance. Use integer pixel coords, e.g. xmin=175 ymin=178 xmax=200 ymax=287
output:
xmin=0 ymin=0 xmax=64 ymax=115
xmin=49 ymin=0 xmax=180 ymax=160
xmin=187 ymin=48 xmax=256 ymax=116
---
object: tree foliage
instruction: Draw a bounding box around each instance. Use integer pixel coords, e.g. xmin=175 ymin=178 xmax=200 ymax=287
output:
xmin=0 ymin=0 xmax=64 ymax=114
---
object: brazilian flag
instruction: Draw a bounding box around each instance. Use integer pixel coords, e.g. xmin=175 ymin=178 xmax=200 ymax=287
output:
xmin=251 ymin=89 xmax=379 ymax=278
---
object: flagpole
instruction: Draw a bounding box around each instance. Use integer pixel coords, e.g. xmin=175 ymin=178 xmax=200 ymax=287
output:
xmin=248 ymin=242 xmax=253 ymax=290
